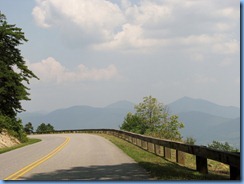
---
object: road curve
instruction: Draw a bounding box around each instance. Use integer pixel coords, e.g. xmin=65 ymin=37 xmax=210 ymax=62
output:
xmin=1 ymin=133 xmax=150 ymax=180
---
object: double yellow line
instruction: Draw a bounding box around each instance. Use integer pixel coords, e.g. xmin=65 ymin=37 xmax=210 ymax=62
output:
xmin=4 ymin=136 xmax=70 ymax=180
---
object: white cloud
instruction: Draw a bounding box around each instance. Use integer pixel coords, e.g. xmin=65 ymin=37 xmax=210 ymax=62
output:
xmin=32 ymin=0 xmax=125 ymax=42
xmin=32 ymin=0 xmax=239 ymax=53
xmin=212 ymin=40 xmax=239 ymax=54
xmin=32 ymin=0 xmax=52 ymax=28
xmin=28 ymin=57 xmax=119 ymax=83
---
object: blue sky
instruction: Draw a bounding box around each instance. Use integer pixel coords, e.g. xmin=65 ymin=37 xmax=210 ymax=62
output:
xmin=0 ymin=0 xmax=240 ymax=112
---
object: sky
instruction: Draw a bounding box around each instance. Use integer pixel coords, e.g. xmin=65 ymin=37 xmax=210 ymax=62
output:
xmin=0 ymin=0 xmax=240 ymax=112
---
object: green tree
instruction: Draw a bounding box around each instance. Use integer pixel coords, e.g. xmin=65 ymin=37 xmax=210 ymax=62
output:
xmin=0 ymin=12 xmax=38 ymax=118
xmin=208 ymin=140 xmax=239 ymax=152
xmin=185 ymin=137 xmax=196 ymax=145
xmin=135 ymin=96 xmax=168 ymax=129
xmin=156 ymin=115 xmax=184 ymax=140
xmin=120 ymin=96 xmax=184 ymax=141
xmin=46 ymin=123 xmax=55 ymax=132
xmin=120 ymin=113 xmax=148 ymax=134
xmin=36 ymin=123 xmax=55 ymax=133
xmin=36 ymin=123 xmax=46 ymax=133
xmin=24 ymin=122 xmax=34 ymax=134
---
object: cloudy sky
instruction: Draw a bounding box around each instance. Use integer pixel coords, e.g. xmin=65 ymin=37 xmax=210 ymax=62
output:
xmin=0 ymin=0 xmax=240 ymax=112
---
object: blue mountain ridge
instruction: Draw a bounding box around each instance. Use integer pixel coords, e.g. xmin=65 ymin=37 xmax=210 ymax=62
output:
xmin=18 ymin=97 xmax=240 ymax=148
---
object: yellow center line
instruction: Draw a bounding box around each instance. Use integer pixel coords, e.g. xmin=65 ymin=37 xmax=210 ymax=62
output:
xmin=4 ymin=136 xmax=70 ymax=180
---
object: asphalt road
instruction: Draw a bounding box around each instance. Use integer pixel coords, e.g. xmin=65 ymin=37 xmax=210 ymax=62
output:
xmin=1 ymin=133 xmax=150 ymax=180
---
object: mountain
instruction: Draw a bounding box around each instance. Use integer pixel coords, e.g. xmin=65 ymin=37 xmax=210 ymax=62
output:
xmin=18 ymin=97 xmax=240 ymax=148
xmin=105 ymin=100 xmax=135 ymax=110
xmin=177 ymin=111 xmax=240 ymax=148
xmin=200 ymin=117 xmax=240 ymax=149
xmin=168 ymin=96 xmax=240 ymax=119
xmin=19 ymin=101 xmax=135 ymax=130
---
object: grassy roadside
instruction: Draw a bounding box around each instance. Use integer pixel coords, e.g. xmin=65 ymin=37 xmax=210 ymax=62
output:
xmin=100 ymin=134 xmax=229 ymax=180
xmin=0 ymin=138 xmax=41 ymax=154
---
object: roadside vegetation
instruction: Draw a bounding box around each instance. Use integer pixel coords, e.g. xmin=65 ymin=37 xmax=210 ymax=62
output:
xmin=36 ymin=123 xmax=55 ymax=134
xmin=101 ymin=134 xmax=229 ymax=180
xmin=107 ymin=96 xmax=233 ymax=180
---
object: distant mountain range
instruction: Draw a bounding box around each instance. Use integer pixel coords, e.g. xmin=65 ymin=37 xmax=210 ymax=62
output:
xmin=168 ymin=96 xmax=239 ymax=119
xmin=18 ymin=97 xmax=240 ymax=149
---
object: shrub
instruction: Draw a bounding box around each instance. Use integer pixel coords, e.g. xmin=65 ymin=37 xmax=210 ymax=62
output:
xmin=0 ymin=115 xmax=27 ymax=142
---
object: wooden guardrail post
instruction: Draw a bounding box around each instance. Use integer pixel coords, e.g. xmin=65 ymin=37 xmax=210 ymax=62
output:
xmin=148 ymin=142 xmax=153 ymax=153
xmin=164 ymin=147 xmax=171 ymax=159
xmin=176 ymin=150 xmax=185 ymax=165
xmin=155 ymin=145 xmax=163 ymax=156
xmin=196 ymin=156 xmax=208 ymax=174
xmin=142 ymin=140 xmax=148 ymax=150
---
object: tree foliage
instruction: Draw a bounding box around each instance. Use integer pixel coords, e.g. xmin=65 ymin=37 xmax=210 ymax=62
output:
xmin=36 ymin=123 xmax=55 ymax=133
xmin=208 ymin=140 xmax=239 ymax=152
xmin=0 ymin=12 xmax=38 ymax=118
xmin=184 ymin=137 xmax=196 ymax=145
xmin=24 ymin=122 xmax=34 ymax=135
xmin=0 ymin=114 xmax=27 ymax=142
xmin=120 ymin=96 xmax=184 ymax=141
xmin=120 ymin=112 xmax=148 ymax=134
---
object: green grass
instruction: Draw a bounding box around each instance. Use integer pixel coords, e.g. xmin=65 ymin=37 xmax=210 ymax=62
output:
xmin=0 ymin=138 xmax=41 ymax=154
xmin=100 ymin=134 xmax=229 ymax=180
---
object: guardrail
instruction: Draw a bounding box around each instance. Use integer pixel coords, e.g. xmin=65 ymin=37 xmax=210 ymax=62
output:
xmin=40 ymin=128 xmax=240 ymax=180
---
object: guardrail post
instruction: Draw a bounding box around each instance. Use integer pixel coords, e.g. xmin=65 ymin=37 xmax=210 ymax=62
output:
xmin=142 ymin=140 xmax=148 ymax=150
xmin=176 ymin=150 xmax=185 ymax=165
xmin=148 ymin=143 xmax=152 ymax=152
xmin=196 ymin=156 xmax=208 ymax=174
xmin=164 ymin=147 xmax=171 ymax=159
xmin=155 ymin=145 xmax=163 ymax=156
xmin=136 ymin=138 xmax=141 ymax=147
xmin=230 ymin=166 xmax=240 ymax=180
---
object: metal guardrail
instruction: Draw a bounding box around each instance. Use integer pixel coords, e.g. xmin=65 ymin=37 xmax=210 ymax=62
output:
xmin=38 ymin=128 xmax=240 ymax=180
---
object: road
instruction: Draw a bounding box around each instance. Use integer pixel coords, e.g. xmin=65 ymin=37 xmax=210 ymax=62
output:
xmin=0 ymin=133 xmax=150 ymax=180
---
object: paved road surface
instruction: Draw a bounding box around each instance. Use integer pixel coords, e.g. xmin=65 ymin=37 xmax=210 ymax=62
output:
xmin=0 ymin=133 xmax=150 ymax=180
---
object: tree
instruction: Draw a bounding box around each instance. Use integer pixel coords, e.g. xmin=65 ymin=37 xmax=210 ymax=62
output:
xmin=46 ymin=123 xmax=55 ymax=132
xmin=120 ymin=113 xmax=148 ymax=134
xmin=120 ymin=96 xmax=184 ymax=141
xmin=36 ymin=123 xmax=55 ymax=133
xmin=208 ymin=140 xmax=239 ymax=152
xmin=135 ymin=96 xmax=168 ymax=129
xmin=0 ymin=12 xmax=38 ymax=118
xmin=155 ymin=115 xmax=184 ymax=140
xmin=24 ymin=122 xmax=34 ymax=134
xmin=185 ymin=137 xmax=196 ymax=145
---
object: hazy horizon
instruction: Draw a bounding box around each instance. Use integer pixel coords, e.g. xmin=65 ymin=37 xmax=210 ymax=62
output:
xmin=1 ymin=0 xmax=240 ymax=112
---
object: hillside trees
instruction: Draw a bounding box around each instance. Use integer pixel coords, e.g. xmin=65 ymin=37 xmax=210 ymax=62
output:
xmin=36 ymin=123 xmax=55 ymax=133
xmin=24 ymin=122 xmax=34 ymax=134
xmin=208 ymin=140 xmax=239 ymax=152
xmin=0 ymin=12 xmax=38 ymax=142
xmin=120 ymin=96 xmax=184 ymax=141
